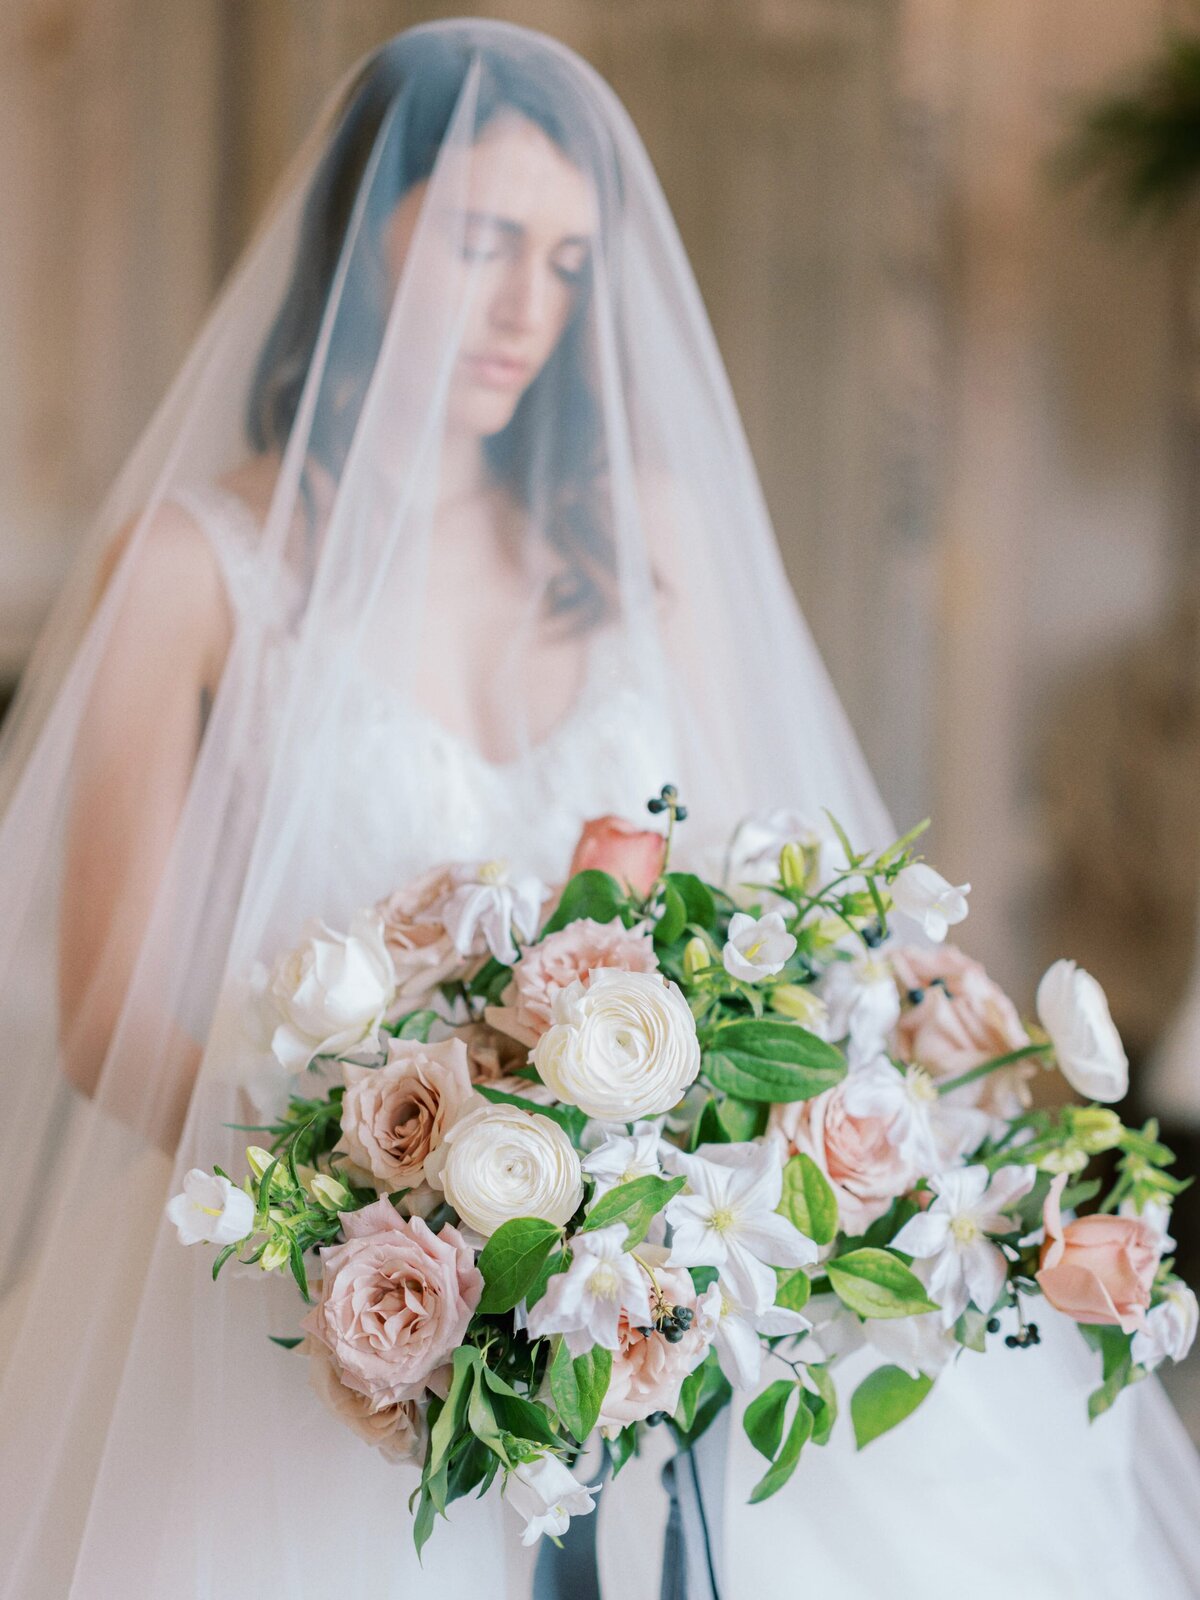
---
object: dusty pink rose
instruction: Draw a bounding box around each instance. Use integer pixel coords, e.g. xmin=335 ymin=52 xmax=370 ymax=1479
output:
xmin=375 ymin=866 xmax=465 ymax=1002
xmin=598 ymin=1266 xmax=714 ymax=1427
xmin=771 ymin=1083 xmax=915 ymax=1234
xmin=486 ymin=918 xmax=659 ymax=1047
xmin=451 ymin=1020 xmax=529 ymax=1084
xmin=302 ymin=1198 xmax=481 ymax=1408
xmin=890 ymin=945 xmax=1034 ymax=1118
xmin=1036 ymin=1173 xmax=1158 ymax=1333
xmin=306 ymin=1341 xmax=427 ymax=1463
xmin=338 ymin=1036 xmax=474 ymax=1193
xmin=569 ymin=816 xmax=666 ymax=899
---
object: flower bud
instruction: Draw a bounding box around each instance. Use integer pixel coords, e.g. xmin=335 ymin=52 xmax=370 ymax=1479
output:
xmin=770 ymin=985 xmax=830 ymax=1033
xmin=778 ymin=841 xmax=808 ymax=892
xmin=310 ymin=1173 xmax=354 ymax=1211
xmin=682 ymin=936 xmax=710 ymax=983
xmin=246 ymin=1145 xmax=281 ymax=1181
xmin=260 ymin=1236 xmax=290 ymax=1273
xmin=1038 ymin=1146 xmax=1090 ymax=1177
xmin=1070 ymin=1107 xmax=1124 ymax=1155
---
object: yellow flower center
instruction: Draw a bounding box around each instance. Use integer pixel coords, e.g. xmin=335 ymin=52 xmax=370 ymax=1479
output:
xmin=908 ymin=1068 xmax=938 ymax=1104
xmin=588 ymin=1262 xmax=621 ymax=1299
xmin=709 ymin=1207 xmax=736 ymax=1235
xmin=477 ymin=859 xmax=508 ymax=884
xmin=950 ymin=1214 xmax=980 ymax=1245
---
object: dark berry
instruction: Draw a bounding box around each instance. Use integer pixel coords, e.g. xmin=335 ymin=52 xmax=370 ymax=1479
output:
xmin=986 ymin=1317 xmax=1001 ymax=1334
xmin=673 ymin=1307 xmax=694 ymax=1328
xmin=1005 ymin=1335 xmax=1018 ymax=1349
xmin=662 ymin=1324 xmax=685 ymax=1344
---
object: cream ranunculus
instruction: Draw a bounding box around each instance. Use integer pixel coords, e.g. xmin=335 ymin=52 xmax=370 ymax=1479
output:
xmin=532 ymin=970 xmax=700 ymax=1121
xmin=1036 ymin=959 xmax=1128 ymax=1104
xmin=264 ymin=909 xmax=396 ymax=1072
xmin=432 ymin=1102 xmax=583 ymax=1237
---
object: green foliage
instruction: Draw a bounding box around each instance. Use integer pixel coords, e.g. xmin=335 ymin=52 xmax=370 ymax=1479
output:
xmin=672 ymin=1348 xmax=732 ymax=1447
xmin=383 ymin=1008 xmax=441 ymax=1041
xmin=774 ymin=1267 xmax=812 ymax=1314
xmin=851 ymin=1365 xmax=934 ymax=1448
xmin=778 ymin=1153 xmax=839 ymax=1246
xmin=549 ymin=1341 xmax=612 ymax=1440
xmin=477 ymin=1218 xmax=563 ymax=1314
xmin=701 ymin=1019 xmax=847 ymax=1103
xmin=474 ymin=1084 xmax=587 ymax=1145
xmin=826 ymin=1249 xmax=938 ymax=1320
xmin=744 ymin=1380 xmax=815 ymax=1503
xmin=581 ymin=1174 xmax=686 ymax=1249
xmin=541 ymin=870 xmax=629 ymax=935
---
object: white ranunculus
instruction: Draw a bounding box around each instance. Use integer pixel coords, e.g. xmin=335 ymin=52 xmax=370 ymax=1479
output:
xmin=505 ymin=1455 xmax=599 ymax=1546
xmin=1036 ymin=959 xmax=1128 ymax=1103
xmin=166 ymin=1169 xmax=255 ymax=1247
xmin=432 ymin=1102 xmax=582 ymax=1237
xmin=532 ymin=969 xmax=701 ymax=1121
xmin=890 ymin=863 xmax=970 ymax=943
xmin=1132 ymin=1284 xmax=1199 ymax=1371
xmin=722 ymin=911 xmax=797 ymax=983
xmin=264 ymin=909 xmax=396 ymax=1072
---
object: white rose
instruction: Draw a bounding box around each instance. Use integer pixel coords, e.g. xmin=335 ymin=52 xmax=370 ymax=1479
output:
xmin=532 ymin=970 xmax=701 ymax=1121
xmin=890 ymin=863 xmax=970 ymax=943
xmin=433 ymin=1102 xmax=582 ymax=1237
xmin=1132 ymin=1284 xmax=1199 ymax=1371
xmin=265 ymin=909 xmax=396 ymax=1071
xmin=166 ymin=1169 xmax=255 ymax=1247
xmin=722 ymin=911 xmax=797 ymax=983
xmin=1036 ymin=959 xmax=1128 ymax=1103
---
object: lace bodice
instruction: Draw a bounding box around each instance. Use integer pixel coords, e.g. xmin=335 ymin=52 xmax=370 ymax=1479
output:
xmin=173 ymin=483 xmax=675 ymax=892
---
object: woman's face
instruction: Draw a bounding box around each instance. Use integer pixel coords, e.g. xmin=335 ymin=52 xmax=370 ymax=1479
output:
xmin=385 ymin=112 xmax=598 ymax=439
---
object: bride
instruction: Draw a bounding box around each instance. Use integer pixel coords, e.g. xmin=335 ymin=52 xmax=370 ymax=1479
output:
xmin=0 ymin=20 xmax=1197 ymax=1598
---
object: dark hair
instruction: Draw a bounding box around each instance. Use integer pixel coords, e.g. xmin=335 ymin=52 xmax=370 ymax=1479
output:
xmin=247 ymin=29 xmax=619 ymax=627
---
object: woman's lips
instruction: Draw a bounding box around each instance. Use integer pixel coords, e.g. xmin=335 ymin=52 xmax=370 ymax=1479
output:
xmin=462 ymin=352 xmax=532 ymax=389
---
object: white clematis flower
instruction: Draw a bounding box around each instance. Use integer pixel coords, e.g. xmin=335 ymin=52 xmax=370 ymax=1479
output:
xmin=841 ymin=1055 xmax=987 ymax=1173
xmin=892 ymin=1163 xmax=1035 ymax=1328
xmin=505 ymin=1454 xmax=599 ymax=1546
xmin=722 ymin=911 xmax=798 ymax=983
xmin=1132 ymin=1284 xmax=1199 ymax=1371
xmin=166 ymin=1169 xmax=256 ymax=1247
xmin=819 ymin=954 xmax=902 ymax=1066
xmin=582 ymin=1123 xmax=664 ymax=1200
xmin=526 ymin=1224 xmax=652 ymax=1355
xmin=1036 ymin=960 xmax=1128 ymax=1104
xmin=434 ymin=860 xmax=549 ymax=966
xmin=262 ymin=909 xmax=396 ymax=1072
xmin=710 ymin=1280 xmax=811 ymax=1389
xmin=663 ymin=1143 xmax=818 ymax=1311
xmin=890 ymin=864 xmax=970 ymax=943
xmin=533 ymin=970 xmax=701 ymax=1121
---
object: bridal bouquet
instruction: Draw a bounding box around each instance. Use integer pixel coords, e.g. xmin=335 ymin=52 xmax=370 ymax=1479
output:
xmin=170 ymin=789 xmax=1196 ymax=1552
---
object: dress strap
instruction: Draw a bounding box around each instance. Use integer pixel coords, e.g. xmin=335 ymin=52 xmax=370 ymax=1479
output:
xmin=170 ymin=482 xmax=280 ymax=624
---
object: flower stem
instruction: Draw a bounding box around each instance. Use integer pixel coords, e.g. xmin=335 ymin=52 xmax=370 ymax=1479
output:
xmin=935 ymin=1042 xmax=1053 ymax=1097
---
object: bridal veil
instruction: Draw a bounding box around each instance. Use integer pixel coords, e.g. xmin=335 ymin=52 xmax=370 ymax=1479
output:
xmin=0 ymin=18 xmax=1195 ymax=1600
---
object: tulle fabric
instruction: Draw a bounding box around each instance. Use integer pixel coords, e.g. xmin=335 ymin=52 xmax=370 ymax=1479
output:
xmin=0 ymin=18 xmax=1194 ymax=1598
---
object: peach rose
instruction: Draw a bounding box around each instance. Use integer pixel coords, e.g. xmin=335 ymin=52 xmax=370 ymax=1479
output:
xmin=569 ymin=816 xmax=666 ymax=899
xmin=486 ymin=918 xmax=659 ymax=1047
xmin=771 ymin=1082 xmax=915 ymax=1234
xmin=302 ymin=1198 xmax=481 ymax=1408
xmin=598 ymin=1266 xmax=715 ymax=1428
xmin=306 ymin=1341 xmax=427 ymax=1464
xmin=338 ymin=1037 xmax=474 ymax=1194
xmin=1036 ymin=1173 xmax=1158 ymax=1333
xmin=890 ymin=945 xmax=1034 ymax=1117
xmin=375 ymin=866 xmax=465 ymax=1002
xmin=449 ymin=1020 xmax=558 ymax=1105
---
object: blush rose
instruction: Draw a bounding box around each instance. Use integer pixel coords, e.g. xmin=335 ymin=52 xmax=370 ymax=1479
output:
xmin=486 ymin=917 xmax=658 ymax=1047
xmin=1036 ymin=1173 xmax=1158 ymax=1333
xmin=598 ymin=1265 xmax=715 ymax=1428
xmin=569 ymin=816 xmax=666 ymax=899
xmin=771 ymin=1081 xmax=915 ymax=1234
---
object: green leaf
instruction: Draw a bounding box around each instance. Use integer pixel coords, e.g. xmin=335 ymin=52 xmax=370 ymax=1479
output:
xmin=779 ymin=1153 xmax=839 ymax=1246
xmin=541 ymin=870 xmax=627 ymax=935
xmin=802 ymin=1363 xmax=838 ymax=1445
xmin=1087 ymin=1360 xmax=1145 ymax=1421
xmin=826 ymin=1249 xmax=938 ymax=1320
xmin=701 ymin=1020 xmax=847 ymax=1103
xmin=467 ymin=1373 xmax=511 ymax=1464
xmin=427 ymin=1349 xmax=479 ymax=1483
xmin=665 ymin=871 xmax=717 ymax=931
xmin=412 ymin=1485 xmax=437 ymax=1559
xmin=744 ymin=1379 xmax=794 ymax=1461
xmin=287 ymin=1234 xmax=311 ymax=1301
xmin=654 ymin=882 xmax=688 ymax=946
xmin=873 ymin=817 xmax=931 ymax=870
xmin=1080 ymin=1323 xmax=1135 ymax=1384
xmin=749 ymin=1392 xmax=814 ymax=1503
xmin=478 ymin=1218 xmax=563 ymax=1314
xmin=267 ymin=1334 xmax=304 ymax=1350
xmin=692 ymin=1098 xmax=730 ymax=1149
xmin=467 ymin=958 xmax=513 ymax=1004
xmin=478 ymin=1366 xmax=559 ymax=1445
xmin=717 ymin=1096 xmax=769 ymax=1143
xmin=526 ymin=1248 xmax=567 ymax=1313
xmin=582 ymin=1174 xmax=686 ymax=1249
xmin=774 ymin=1267 xmax=812 ymax=1313
xmin=606 ymin=1424 xmax=639 ymax=1477
xmin=953 ymin=1306 xmax=989 ymax=1353
xmin=851 ymin=1364 xmax=934 ymax=1447
xmin=387 ymin=1008 xmax=441 ymax=1042
xmin=212 ymin=1242 xmax=239 ymax=1281
xmin=550 ymin=1341 xmax=612 ymax=1440
xmin=852 ymin=1195 xmax=920 ymax=1251
xmin=474 ymin=1085 xmax=587 ymax=1145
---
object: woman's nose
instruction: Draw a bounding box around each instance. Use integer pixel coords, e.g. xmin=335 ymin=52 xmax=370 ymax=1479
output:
xmin=489 ymin=255 xmax=549 ymax=334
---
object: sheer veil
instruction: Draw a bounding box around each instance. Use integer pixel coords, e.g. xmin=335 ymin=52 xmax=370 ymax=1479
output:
xmin=0 ymin=21 xmax=885 ymax=1597
xmin=0 ymin=19 xmax=1194 ymax=1600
